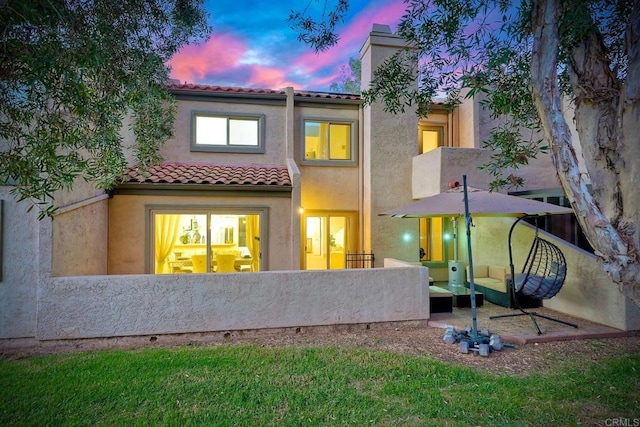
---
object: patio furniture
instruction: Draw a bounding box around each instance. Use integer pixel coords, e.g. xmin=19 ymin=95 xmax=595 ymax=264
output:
xmin=514 ymin=237 xmax=567 ymax=299
xmin=467 ymin=265 xmax=541 ymax=309
xmin=490 ymin=216 xmax=578 ymax=334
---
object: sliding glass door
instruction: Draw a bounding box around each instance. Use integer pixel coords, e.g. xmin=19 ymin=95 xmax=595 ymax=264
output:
xmin=303 ymin=212 xmax=356 ymax=270
xmin=151 ymin=210 xmax=262 ymax=274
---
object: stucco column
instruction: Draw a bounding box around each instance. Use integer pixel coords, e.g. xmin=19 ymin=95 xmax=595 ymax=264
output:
xmin=285 ymin=87 xmax=302 ymax=269
xmin=359 ymin=24 xmax=420 ymax=263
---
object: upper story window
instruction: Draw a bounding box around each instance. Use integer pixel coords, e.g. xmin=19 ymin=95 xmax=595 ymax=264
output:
xmin=191 ymin=111 xmax=265 ymax=153
xmin=302 ymin=119 xmax=357 ymax=165
xmin=419 ymin=124 xmax=446 ymax=153
xmin=418 ymin=107 xmax=457 ymax=154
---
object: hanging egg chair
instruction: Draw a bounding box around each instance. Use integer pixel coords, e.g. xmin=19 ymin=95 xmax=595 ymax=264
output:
xmin=514 ymin=236 xmax=567 ymax=300
xmin=491 ymin=215 xmax=578 ymax=335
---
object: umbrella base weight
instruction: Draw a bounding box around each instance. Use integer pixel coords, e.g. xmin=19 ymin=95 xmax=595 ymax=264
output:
xmin=443 ymin=326 xmax=514 ymax=357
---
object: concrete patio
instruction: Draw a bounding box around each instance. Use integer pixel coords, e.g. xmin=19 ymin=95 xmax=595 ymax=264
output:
xmin=428 ymin=302 xmax=634 ymax=345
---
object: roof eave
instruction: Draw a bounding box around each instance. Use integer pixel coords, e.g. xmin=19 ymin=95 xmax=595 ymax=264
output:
xmin=112 ymin=182 xmax=292 ymax=195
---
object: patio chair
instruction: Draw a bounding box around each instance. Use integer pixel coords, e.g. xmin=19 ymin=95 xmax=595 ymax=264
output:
xmin=490 ymin=215 xmax=578 ymax=335
xmin=514 ymin=236 xmax=567 ymax=300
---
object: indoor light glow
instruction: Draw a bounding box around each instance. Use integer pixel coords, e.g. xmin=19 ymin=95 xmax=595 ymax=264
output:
xmin=402 ymin=233 xmax=412 ymax=242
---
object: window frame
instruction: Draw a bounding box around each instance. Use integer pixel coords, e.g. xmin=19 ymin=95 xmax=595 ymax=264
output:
xmin=300 ymin=117 xmax=358 ymax=166
xmin=418 ymin=123 xmax=447 ymax=154
xmin=191 ymin=111 xmax=266 ymax=153
xmin=146 ymin=205 xmax=268 ymax=274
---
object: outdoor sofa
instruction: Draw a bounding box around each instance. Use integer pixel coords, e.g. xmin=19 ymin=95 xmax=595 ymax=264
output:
xmin=466 ymin=265 xmax=541 ymax=309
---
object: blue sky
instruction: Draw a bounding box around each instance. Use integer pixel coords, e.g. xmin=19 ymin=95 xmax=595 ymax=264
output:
xmin=168 ymin=0 xmax=406 ymax=91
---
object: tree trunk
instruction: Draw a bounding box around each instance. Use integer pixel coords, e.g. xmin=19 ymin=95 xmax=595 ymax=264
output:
xmin=529 ymin=0 xmax=640 ymax=306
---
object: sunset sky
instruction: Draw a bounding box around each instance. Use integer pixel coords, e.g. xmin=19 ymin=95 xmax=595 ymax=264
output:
xmin=168 ymin=0 xmax=406 ymax=92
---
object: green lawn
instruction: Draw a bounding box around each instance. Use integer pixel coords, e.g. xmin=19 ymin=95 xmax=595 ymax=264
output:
xmin=1 ymin=345 xmax=638 ymax=426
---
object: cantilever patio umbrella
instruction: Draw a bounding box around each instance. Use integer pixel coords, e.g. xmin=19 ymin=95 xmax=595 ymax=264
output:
xmin=380 ymin=175 xmax=573 ymax=342
xmin=380 ymin=184 xmax=573 ymax=218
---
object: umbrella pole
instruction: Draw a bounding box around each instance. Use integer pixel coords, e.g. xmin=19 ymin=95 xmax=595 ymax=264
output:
xmin=462 ymin=175 xmax=478 ymax=341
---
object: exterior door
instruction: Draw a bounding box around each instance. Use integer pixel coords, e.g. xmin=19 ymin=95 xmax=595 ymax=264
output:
xmin=303 ymin=213 xmax=354 ymax=270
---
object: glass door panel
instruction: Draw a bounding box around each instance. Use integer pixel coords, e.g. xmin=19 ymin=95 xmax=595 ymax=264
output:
xmin=152 ymin=211 xmax=262 ymax=274
xmin=303 ymin=213 xmax=352 ymax=270
xmin=305 ymin=216 xmax=327 ymax=270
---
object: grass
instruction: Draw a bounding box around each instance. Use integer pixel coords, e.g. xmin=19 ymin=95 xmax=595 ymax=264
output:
xmin=1 ymin=344 xmax=638 ymax=426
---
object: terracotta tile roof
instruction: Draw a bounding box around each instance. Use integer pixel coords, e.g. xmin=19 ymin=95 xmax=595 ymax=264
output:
xmin=294 ymin=90 xmax=361 ymax=101
xmin=123 ymin=162 xmax=291 ymax=187
xmin=166 ymin=82 xmax=361 ymax=101
xmin=167 ymin=83 xmax=287 ymax=96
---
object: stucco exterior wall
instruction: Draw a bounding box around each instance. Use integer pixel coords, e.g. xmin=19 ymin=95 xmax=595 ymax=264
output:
xmin=457 ymin=93 xmax=478 ymax=149
xmin=108 ymin=193 xmax=293 ymax=274
xmin=157 ymin=98 xmax=287 ymax=166
xmin=0 ymin=188 xmax=39 ymax=339
xmin=295 ymin=104 xmax=361 ymax=212
xmin=52 ymin=198 xmax=109 ymax=277
xmin=36 ymin=267 xmax=430 ymax=340
xmin=299 ymin=167 xmax=360 ymax=211
xmin=360 ymin=25 xmax=419 ymax=263
xmin=412 ymin=147 xmax=494 ymax=198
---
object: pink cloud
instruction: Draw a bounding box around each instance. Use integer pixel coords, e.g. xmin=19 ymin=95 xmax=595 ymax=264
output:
xmin=247 ymin=65 xmax=300 ymax=89
xmin=168 ymin=32 xmax=247 ymax=83
xmin=294 ymin=2 xmax=407 ymax=76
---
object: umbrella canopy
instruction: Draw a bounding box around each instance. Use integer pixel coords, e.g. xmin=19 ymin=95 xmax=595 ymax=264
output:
xmin=379 ymin=186 xmax=573 ymax=218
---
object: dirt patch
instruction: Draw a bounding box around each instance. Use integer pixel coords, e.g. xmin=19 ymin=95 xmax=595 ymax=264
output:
xmin=2 ymin=323 xmax=639 ymax=376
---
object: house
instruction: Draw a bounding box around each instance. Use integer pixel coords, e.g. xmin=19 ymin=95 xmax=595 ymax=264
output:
xmin=1 ymin=24 xmax=638 ymax=343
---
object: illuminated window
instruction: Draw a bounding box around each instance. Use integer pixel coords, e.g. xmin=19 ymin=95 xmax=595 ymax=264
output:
xmin=419 ymin=217 xmax=452 ymax=263
xmin=151 ymin=210 xmax=263 ymax=274
xmin=191 ymin=112 xmax=265 ymax=153
xmin=302 ymin=119 xmax=357 ymax=165
xmin=419 ymin=124 xmax=446 ymax=154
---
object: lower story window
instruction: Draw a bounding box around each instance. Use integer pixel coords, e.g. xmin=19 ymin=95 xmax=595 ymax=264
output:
xmin=419 ymin=217 xmax=453 ymax=263
xmin=152 ymin=210 xmax=263 ymax=274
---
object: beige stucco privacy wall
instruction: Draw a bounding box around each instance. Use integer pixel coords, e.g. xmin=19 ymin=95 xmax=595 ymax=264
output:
xmin=0 ymin=187 xmax=40 ymax=339
xmin=36 ymin=267 xmax=430 ymax=340
xmin=52 ymin=196 xmax=109 ymax=277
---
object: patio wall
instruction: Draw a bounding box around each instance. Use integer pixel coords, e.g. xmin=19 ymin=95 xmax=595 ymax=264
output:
xmin=36 ymin=267 xmax=430 ymax=340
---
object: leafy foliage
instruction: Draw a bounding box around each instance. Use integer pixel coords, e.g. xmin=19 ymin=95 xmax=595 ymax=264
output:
xmin=291 ymin=0 xmax=631 ymax=190
xmin=0 ymin=0 xmax=211 ymax=217
xmin=288 ymin=0 xmax=350 ymax=53
xmin=329 ymin=57 xmax=362 ymax=94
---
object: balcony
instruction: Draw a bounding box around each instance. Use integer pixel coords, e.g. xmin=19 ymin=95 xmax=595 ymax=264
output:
xmin=412 ymin=147 xmax=494 ymax=199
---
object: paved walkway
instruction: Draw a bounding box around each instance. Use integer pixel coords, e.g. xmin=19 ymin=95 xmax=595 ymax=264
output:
xmin=429 ymin=302 xmax=632 ymax=344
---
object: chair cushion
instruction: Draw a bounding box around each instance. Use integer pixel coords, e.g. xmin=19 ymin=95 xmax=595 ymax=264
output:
xmin=488 ymin=265 xmax=505 ymax=280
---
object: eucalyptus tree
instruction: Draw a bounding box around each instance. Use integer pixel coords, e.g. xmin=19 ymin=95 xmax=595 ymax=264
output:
xmin=290 ymin=0 xmax=640 ymax=305
xmin=0 ymin=0 xmax=211 ymax=217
